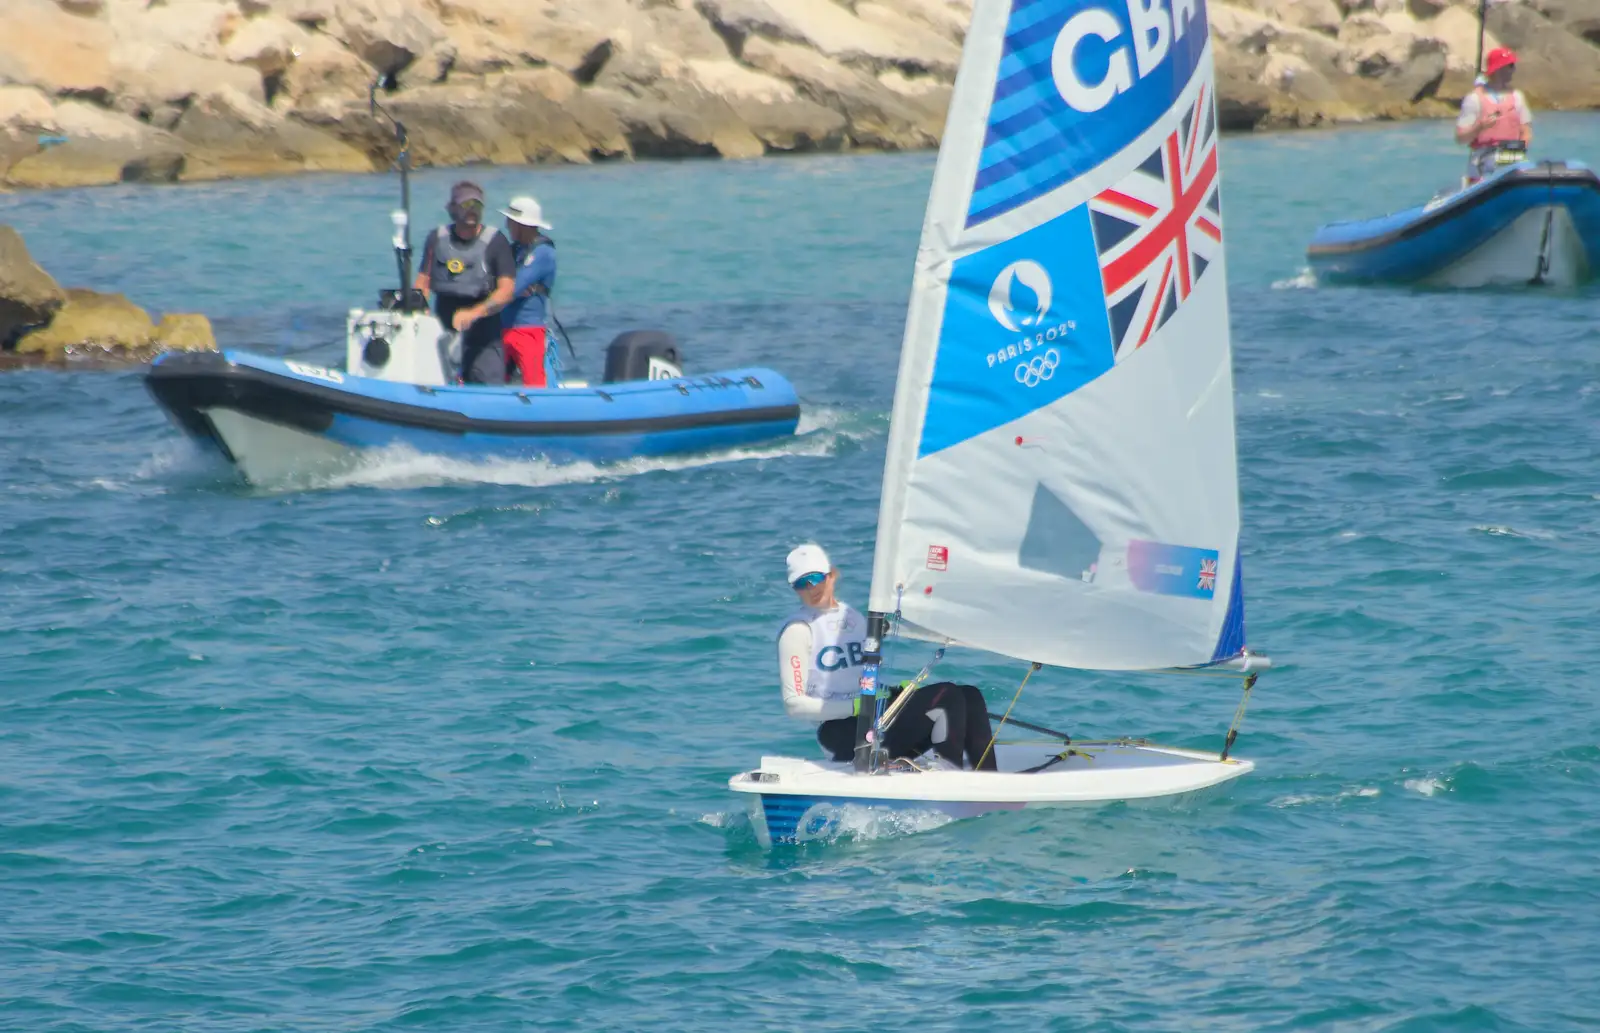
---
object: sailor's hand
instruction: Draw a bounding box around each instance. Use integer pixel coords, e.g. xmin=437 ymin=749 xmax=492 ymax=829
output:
xmin=451 ymin=308 xmax=479 ymax=331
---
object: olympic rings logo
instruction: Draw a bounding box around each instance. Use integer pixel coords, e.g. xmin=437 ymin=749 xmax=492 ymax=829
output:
xmin=1014 ymin=349 xmax=1060 ymax=387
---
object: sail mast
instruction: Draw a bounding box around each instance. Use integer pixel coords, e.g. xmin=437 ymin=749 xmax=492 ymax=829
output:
xmin=855 ymin=0 xmax=1014 ymax=769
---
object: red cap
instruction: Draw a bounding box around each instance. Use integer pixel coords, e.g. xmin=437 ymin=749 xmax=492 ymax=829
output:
xmin=1484 ymin=47 xmax=1518 ymax=76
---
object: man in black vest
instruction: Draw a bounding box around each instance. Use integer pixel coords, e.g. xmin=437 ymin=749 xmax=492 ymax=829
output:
xmin=414 ymin=181 xmax=516 ymax=384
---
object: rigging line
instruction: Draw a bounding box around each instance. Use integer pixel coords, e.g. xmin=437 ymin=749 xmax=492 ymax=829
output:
xmin=1219 ymin=671 xmax=1258 ymax=762
xmin=977 ymin=661 xmax=1042 ymax=772
xmin=998 ymin=714 xmax=1072 ymax=742
xmin=1532 ymin=164 xmax=1555 ymax=285
xmin=876 ymin=646 xmax=946 ymax=731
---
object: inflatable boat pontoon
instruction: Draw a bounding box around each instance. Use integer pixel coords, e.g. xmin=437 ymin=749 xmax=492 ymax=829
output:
xmin=1307 ymin=159 xmax=1600 ymax=288
xmin=146 ymin=328 xmax=801 ymax=484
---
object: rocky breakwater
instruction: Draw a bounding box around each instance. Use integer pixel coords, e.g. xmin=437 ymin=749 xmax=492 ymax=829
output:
xmin=1212 ymin=0 xmax=1600 ymax=130
xmin=0 ymin=225 xmax=216 ymax=367
xmin=0 ymin=0 xmax=1597 ymax=192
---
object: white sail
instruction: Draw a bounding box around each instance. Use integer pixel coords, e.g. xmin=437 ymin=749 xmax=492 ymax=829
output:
xmin=868 ymin=0 xmax=1247 ymax=671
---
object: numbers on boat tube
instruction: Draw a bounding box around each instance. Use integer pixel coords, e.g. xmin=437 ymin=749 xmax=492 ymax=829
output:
xmin=286 ymin=361 xmax=346 ymax=384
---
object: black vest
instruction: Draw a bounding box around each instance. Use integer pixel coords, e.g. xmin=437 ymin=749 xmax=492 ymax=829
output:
xmin=430 ymin=225 xmax=501 ymax=300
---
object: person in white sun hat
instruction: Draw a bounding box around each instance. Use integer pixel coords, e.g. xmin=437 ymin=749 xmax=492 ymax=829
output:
xmin=499 ymin=195 xmax=558 ymax=388
xmin=776 ymin=543 xmax=997 ymax=769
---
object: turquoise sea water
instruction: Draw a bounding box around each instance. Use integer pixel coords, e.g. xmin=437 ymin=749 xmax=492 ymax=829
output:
xmin=3 ymin=113 xmax=1600 ymax=1031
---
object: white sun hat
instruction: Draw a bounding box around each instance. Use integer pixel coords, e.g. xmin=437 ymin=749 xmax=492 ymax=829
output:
xmin=786 ymin=543 xmax=831 ymax=585
xmin=500 ymin=195 xmax=552 ymax=229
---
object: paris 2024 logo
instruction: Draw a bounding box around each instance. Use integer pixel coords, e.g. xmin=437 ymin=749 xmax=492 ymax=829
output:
xmin=986 ymin=260 xmax=1075 ymax=387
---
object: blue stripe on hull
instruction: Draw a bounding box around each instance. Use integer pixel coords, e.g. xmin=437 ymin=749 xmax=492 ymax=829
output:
xmin=757 ymin=793 xmax=1025 ymax=844
xmin=322 ymin=413 xmax=801 ymax=462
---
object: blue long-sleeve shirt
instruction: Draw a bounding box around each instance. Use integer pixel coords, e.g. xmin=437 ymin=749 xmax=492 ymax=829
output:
xmin=502 ymin=238 xmax=556 ymax=329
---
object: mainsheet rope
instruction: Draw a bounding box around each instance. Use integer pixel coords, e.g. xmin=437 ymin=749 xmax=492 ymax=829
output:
xmin=976 ymin=661 xmax=1043 ymax=772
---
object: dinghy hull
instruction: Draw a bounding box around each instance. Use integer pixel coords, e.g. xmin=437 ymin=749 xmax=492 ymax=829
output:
xmin=730 ymin=744 xmax=1254 ymax=847
xmin=1306 ymin=161 xmax=1600 ymax=287
xmin=146 ymin=349 xmax=802 ymax=483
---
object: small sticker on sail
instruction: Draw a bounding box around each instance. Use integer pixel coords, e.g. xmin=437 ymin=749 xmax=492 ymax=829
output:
xmin=1127 ymin=541 xmax=1219 ymax=600
xmin=927 ymin=546 xmax=949 ymax=571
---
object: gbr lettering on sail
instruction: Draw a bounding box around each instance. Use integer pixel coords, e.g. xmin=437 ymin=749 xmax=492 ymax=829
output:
xmin=1052 ymin=0 xmax=1201 ymax=114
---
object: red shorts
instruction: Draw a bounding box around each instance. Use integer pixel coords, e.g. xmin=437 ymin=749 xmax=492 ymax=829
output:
xmin=502 ymin=326 xmax=548 ymax=387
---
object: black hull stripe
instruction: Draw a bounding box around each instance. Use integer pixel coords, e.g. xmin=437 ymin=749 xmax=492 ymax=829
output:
xmin=146 ymin=352 xmax=800 ymax=438
xmin=1306 ymin=164 xmax=1600 ymax=258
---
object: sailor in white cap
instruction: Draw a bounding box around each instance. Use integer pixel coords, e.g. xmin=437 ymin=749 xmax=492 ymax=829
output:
xmin=499 ymin=195 xmax=558 ymax=387
xmin=777 ymin=543 xmax=995 ymax=768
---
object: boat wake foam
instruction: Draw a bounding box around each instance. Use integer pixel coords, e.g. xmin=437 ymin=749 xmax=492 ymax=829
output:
xmin=155 ymin=405 xmax=873 ymax=494
xmin=705 ymin=803 xmax=955 ymax=847
xmin=1272 ymin=268 xmax=1320 ymax=290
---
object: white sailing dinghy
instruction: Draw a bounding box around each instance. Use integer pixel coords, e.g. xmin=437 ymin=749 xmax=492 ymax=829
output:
xmin=730 ymin=0 xmax=1271 ymax=845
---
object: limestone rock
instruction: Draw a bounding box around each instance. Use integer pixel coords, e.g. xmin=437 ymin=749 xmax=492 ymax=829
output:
xmin=305 ymin=75 xmax=628 ymax=170
xmin=0 ymin=0 xmax=116 ymax=99
xmin=0 ymin=225 xmax=66 ymax=348
xmin=1337 ymin=18 xmax=1449 ymax=102
xmin=3 ymin=102 xmax=187 ymax=189
xmin=1234 ymin=0 xmax=1344 ymax=35
xmin=696 ymin=0 xmax=962 ymax=75
xmin=154 ymin=313 xmax=218 ymax=352
xmin=433 ymin=0 xmax=614 ymax=76
xmin=222 ymin=15 xmax=314 ymax=80
xmin=172 ymin=85 xmax=373 ymax=180
xmin=589 ymin=83 xmax=766 ymax=159
xmin=686 ymin=58 xmax=846 ymax=152
xmin=1483 ymin=3 xmax=1600 ymax=108
xmin=875 ymin=0 xmax=973 ymax=44
xmin=327 ymin=0 xmax=447 ymax=76
xmin=741 ymin=36 xmax=940 ymax=148
xmin=0 ymin=86 xmax=59 ymax=176
xmin=108 ymin=41 xmax=268 ymax=121
xmin=1428 ymin=6 xmax=1503 ymax=73
xmin=106 ymin=0 xmax=240 ymax=61
xmin=1406 ymin=0 xmax=1449 ymax=18
xmin=1523 ymin=0 xmax=1600 ymax=44
xmin=273 ymin=33 xmax=376 ymax=115
xmin=15 ymin=287 xmax=156 ymax=356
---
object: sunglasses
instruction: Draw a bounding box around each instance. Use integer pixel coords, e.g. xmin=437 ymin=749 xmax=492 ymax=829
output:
xmin=455 ymin=199 xmax=484 ymax=212
xmin=791 ymin=572 xmax=827 ymax=590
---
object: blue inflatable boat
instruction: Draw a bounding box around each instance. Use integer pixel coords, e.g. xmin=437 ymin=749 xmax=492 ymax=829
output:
xmin=147 ymin=345 xmax=801 ymax=484
xmin=145 ymin=83 xmax=802 ymax=484
xmin=1307 ymin=159 xmax=1600 ymax=288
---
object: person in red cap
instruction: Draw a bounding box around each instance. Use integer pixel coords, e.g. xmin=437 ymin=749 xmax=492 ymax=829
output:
xmin=1454 ymin=47 xmax=1533 ymax=184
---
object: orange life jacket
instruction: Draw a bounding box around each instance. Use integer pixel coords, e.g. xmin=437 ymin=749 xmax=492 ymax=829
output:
xmin=1469 ymin=88 xmax=1524 ymax=149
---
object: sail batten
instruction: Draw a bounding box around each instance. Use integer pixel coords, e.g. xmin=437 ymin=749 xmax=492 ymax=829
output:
xmin=868 ymin=0 xmax=1248 ymax=673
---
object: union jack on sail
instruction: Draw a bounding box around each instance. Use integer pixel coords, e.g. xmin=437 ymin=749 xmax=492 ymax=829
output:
xmin=1197 ymin=557 xmax=1218 ymax=593
xmin=1089 ymin=84 xmax=1223 ymax=358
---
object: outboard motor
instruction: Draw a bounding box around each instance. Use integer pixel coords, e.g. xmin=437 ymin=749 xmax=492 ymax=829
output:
xmin=603 ymin=330 xmax=684 ymax=383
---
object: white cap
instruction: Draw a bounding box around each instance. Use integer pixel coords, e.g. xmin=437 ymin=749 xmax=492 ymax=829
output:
xmin=786 ymin=543 xmax=830 ymax=584
xmin=500 ymin=195 xmax=552 ymax=229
